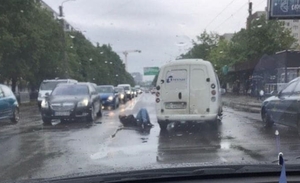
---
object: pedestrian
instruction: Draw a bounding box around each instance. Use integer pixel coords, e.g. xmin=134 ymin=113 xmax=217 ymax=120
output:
xmin=119 ymin=108 xmax=153 ymax=129
xmin=259 ymin=89 xmax=264 ymax=101
xmin=245 ymin=77 xmax=250 ymax=95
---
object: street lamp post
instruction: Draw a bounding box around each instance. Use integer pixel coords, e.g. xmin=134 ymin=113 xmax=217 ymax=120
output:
xmin=58 ymin=0 xmax=76 ymax=78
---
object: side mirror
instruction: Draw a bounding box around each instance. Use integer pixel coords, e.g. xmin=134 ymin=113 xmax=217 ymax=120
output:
xmin=221 ymin=88 xmax=226 ymax=95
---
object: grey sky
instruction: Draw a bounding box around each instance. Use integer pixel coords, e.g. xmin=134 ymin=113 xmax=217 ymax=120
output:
xmin=44 ymin=0 xmax=266 ymax=81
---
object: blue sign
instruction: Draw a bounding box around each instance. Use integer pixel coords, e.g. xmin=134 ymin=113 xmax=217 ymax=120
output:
xmin=269 ymin=0 xmax=300 ymax=19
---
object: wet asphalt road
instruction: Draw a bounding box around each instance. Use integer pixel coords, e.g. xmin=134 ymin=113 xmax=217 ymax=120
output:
xmin=1 ymin=93 xmax=300 ymax=182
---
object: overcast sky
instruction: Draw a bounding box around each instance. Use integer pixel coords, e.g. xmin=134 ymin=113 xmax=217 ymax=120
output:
xmin=44 ymin=0 xmax=266 ymax=81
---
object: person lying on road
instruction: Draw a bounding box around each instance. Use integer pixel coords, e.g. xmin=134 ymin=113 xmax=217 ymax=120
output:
xmin=119 ymin=108 xmax=153 ymax=129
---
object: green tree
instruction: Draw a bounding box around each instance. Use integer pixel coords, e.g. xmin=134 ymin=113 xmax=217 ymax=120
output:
xmin=181 ymin=31 xmax=219 ymax=60
xmin=0 ymin=0 xmax=138 ymax=92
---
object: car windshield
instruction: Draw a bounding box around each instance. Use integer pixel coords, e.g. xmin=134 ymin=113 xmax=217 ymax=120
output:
xmin=4 ymin=0 xmax=300 ymax=182
xmin=96 ymin=86 xmax=113 ymax=93
xmin=123 ymin=86 xmax=130 ymax=90
xmin=52 ymin=85 xmax=89 ymax=96
xmin=115 ymin=87 xmax=124 ymax=92
xmin=40 ymin=81 xmax=67 ymax=90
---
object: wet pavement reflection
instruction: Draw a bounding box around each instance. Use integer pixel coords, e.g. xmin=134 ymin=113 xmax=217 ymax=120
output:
xmin=2 ymin=94 xmax=300 ymax=182
xmin=157 ymin=122 xmax=222 ymax=163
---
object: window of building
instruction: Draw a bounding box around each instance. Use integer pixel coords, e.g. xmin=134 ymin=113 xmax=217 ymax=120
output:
xmin=293 ymin=33 xmax=298 ymax=37
xmin=294 ymin=25 xmax=299 ymax=30
xmin=293 ymin=19 xmax=299 ymax=22
xmin=286 ymin=22 xmax=290 ymax=26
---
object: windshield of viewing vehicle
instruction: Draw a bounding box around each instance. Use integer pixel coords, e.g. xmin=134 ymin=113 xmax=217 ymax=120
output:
xmin=3 ymin=0 xmax=300 ymax=182
xmin=52 ymin=85 xmax=89 ymax=96
xmin=96 ymin=86 xmax=113 ymax=93
xmin=40 ymin=81 xmax=67 ymax=90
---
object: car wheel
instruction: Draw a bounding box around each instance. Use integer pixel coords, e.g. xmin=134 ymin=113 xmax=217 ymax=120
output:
xmin=262 ymin=109 xmax=274 ymax=128
xmin=10 ymin=107 xmax=20 ymax=123
xmin=158 ymin=120 xmax=168 ymax=131
xmin=87 ymin=105 xmax=96 ymax=122
xmin=97 ymin=104 xmax=102 ymax=117
xmin=113 ymin=102 xmax=117 ymax=110
xmin=42 ymin=117 xmax=52 ymax=125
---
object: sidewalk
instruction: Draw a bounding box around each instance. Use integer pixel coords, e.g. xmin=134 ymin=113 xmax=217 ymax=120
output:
xmin=222 ymin=94 xmax=262 ymax=113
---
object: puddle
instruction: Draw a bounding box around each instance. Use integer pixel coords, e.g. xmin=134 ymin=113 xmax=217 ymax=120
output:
xmin=220 ymin=142 xmax=231 ymax=150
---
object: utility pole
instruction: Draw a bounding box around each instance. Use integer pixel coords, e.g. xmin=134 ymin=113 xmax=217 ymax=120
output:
xmin=58 ymin=0 xmax=75 ymax=78
xmin=247 ymin=1 xmax=253 ymax=29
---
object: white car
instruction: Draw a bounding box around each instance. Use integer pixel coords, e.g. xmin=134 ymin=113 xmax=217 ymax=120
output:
xmin=37 ymin=79 xmax=77 ymax=109
xmin=155 ymin=59 xmax=224 ymax=130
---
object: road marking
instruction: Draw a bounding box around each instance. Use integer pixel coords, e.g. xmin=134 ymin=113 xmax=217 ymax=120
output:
xmin=124 ymin=95 xmax=143 ymax=111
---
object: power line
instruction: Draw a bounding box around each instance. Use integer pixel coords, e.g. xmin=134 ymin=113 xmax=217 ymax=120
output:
xmin=204 ymin=0 xmax=237 ymax=29
xmin=214 ymin=2 xmax=248 ymax=30
xmin=214 ymin=0 xmax=266 ymax=31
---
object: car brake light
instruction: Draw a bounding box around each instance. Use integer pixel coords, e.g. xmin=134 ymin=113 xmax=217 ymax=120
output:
xmin=211 ymin=90 xmax=216 ymax=95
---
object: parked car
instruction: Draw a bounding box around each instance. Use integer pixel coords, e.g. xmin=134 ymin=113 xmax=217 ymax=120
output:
xmin=40 ymin=82 xmax=102 ymax=125
xmin=117 ymin=84 xmax=133 ymax=100
xmin=37 ymin=79 xmax=78 ymax=109
xmin=155 ymin=59 xmax=224 ymax=130
xmin=0 ymin=84 xmax=19 ymax=123
xmin=114 ymin=86 xmax=126 ymax=103
xmin=261 ymin=77 xmax=300 ymax=135
xmin=96 ymin=85 xmax=119 ymax=109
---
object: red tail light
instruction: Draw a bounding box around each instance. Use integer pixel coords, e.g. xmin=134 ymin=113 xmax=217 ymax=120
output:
xmin=211 ymin=90 xmax=216 ymax=95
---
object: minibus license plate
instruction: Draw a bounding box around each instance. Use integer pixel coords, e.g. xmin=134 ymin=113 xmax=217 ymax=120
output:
xmin=165 ymin=102 xmax=186 ymax=109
